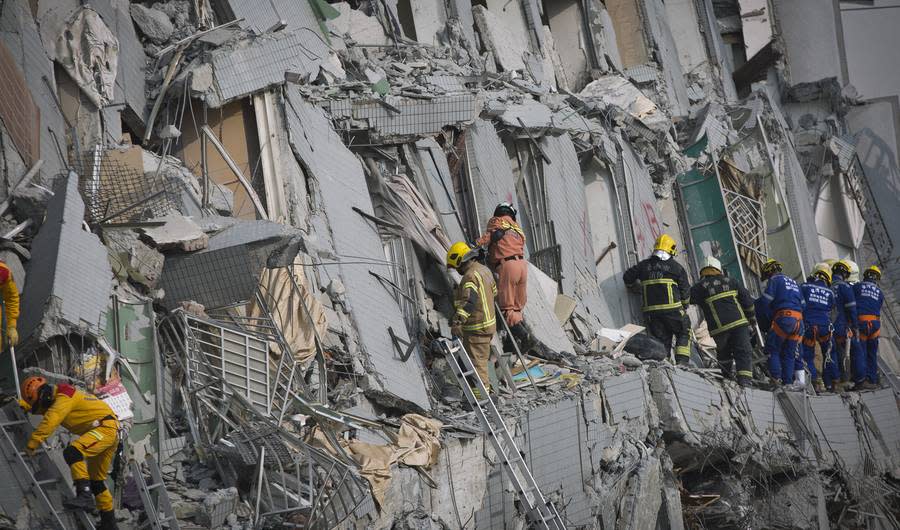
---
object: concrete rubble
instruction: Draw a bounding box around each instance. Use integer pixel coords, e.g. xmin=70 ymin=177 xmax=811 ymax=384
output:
xmin=0 ymin=0 xmax=898 ymax=529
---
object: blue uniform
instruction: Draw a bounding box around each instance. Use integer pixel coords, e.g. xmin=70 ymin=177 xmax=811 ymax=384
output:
xmin=762 ymin=273 xmax=805 ymax=383
xmin=854 ymin=280 xmax=884 ymax=383
xmin=832 ymin=275 xmax=865 ymax=384
xmin=801 ymin=279 xmax=834 ymax=383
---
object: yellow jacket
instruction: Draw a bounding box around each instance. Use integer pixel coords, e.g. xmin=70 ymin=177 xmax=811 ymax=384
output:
xmin=453 ymin=261 xmax=497 ymax=334
xmin=0 ymin=262 xmax=19 ymax=328
xmin=27 ymin=385 xmax=117 ymax=451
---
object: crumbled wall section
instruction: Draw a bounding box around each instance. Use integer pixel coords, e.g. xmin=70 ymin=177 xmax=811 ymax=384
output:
xmin=284 ymin=91 xmax=430 ymax=410
xmin=19 ymin=173 xmax=112 ymax=342
xmin=223 ymin=0 xmax=323 ymax=35
xmin=465 ymin=118 xmax=519 ymax=228
xmin=0 ymin=40 xmax=39 ymax=165
xmin=0 ymin=0 xmax=67 ymax=178
xmin=328 ymin=95 xmax=479 ymax=140
xmin=540 ymin=133 xmax=606 ymax=322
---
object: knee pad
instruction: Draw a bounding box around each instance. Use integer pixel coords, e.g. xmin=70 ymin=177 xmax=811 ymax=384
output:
xmin=90 ymin=480 xmax=108 ymax=495
xmin=63 ymin=445 xmax=84 ymax=465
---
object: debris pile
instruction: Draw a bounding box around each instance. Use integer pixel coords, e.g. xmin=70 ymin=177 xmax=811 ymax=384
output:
xmin=0 ymin=0 xmax=898 ymax=528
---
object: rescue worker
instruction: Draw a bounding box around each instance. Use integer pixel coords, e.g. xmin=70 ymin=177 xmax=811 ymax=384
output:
xmin=760 ymin=259 xmax=805 ymax=385
xmin=476 ymin=202 xmax=527 ymax=328
xmin=801 ymin=263 xmax=835 ymax=392
xmin=20 ymin=376 xmax=119 ymax=529
xmin=447 ymin=241 xmax=497 ymax=395
xmin=623 ymin=234 xmax=692 ymax=364
xmin=688 ymin=256 xmax=756 ymax=386
xmin=854 ymin=265 xmax=884 ymax=389
xmin=831 ymin=260 xmax=866 ymax=389
xmin=0 ymin=260 xmax=19 ymax=348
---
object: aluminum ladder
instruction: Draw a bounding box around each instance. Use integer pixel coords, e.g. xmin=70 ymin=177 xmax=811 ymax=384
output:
xmin=0 ymin=404 xmax=96 ymax=529
xmin=436 ymin=338 xmax=566 ymax=529
xmin=130 ymin=454 xmax=180 ymax=530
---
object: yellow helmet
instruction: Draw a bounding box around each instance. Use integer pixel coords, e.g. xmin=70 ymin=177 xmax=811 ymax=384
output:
xmin=812 ymin=262 xmax=832 ymax=285
xmin=832 ymin=259 xmax=851 ymax=278
xmin=653 ymin=234 xmax=677 ymax=255
xmin=864 ymin=265 xmax=882 ymax=281
xmin=446 ymin=241 xmax=472 ymax=269
xmin=762 ymin=258 xmax=782 ymax=278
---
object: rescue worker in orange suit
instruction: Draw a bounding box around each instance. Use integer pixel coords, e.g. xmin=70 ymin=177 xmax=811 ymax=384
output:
xmin=476 ymin=202 xmax=527 ymax=330
xmin=447 ymin=241 xmax=497 ymax=397
xmin=623 ymin=234 xmax=692 ymax=365
xmin=688 ymin=256 xmax=756 ymax=386
xmin=760 ymin=259 xmax=806 ymax=385
xmin=0 ymin=260 xmax=20 ymax=348
xmin=854 ymin=265 xmax=884 ymax=389
xmin=800 ymin=264 xmax=835 ymax=393
xmin=20 ymin=376 xmax=119 ymax=530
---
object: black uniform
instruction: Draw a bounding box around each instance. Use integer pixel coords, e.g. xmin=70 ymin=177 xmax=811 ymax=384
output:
xmin=623 ymin=255 xmax=692 ymax=362
xmin=689 ymin=274 xmax=756 ymax=382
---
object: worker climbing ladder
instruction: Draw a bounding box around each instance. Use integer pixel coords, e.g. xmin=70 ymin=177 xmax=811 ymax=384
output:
xmin=0 ymin=403 xmax=94 ymax=529
xmin=435 ymin=338 xmax=566 ymax=530
xmin=130 ymin=453 xmax=180 ymax=530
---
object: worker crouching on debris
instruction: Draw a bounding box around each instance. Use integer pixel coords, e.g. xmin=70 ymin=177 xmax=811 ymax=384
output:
xmin=476 ymin=202 xmax=527 ymax=329
xmin=801 ymin=264 xmax=836 ymax=392
xmin=0 ymin=260 xmax=20 ymax=348
xmin=623 ymin=234 xmax=692 ymax=365
xmin=20 ymin=376 xmax=120 ymax=530
xmin=854 ymin=265 xmax=884 ymax=389
xmin=831 ymin=260 xmax=867 ymax=390
xmin=688 ymin=256 xmax=756 ymax=387
xmin=760 ymin=259 xmax=805 ymax=385
xmin=447 ymin=241 xmax=497 ymax=397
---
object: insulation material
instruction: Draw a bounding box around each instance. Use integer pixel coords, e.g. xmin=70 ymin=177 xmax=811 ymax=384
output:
xmin=284 ymin=91 xmax=430 ymax=410
xmin=605 ymin=0 xmax=650 ymax=68
xmin=580 ymin=75 xmax=669 ymax=131
xmin=250 ymin=258 xmax=327 ymax=365
xmin=379 ymin=171 xmax=452 ymax=264
xmin=472 ymin=5 xmax=529 ymax=72
xmin=54 ymin=6 xmax=118 ymax=108
xmin=540 ymin=134 xmax=605 ymax=323
xmin=394 ymin=414 xmax=442 ymax=467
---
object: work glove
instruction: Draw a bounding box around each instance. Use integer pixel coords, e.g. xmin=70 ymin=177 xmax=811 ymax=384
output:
xmin=17 ymin=398 xmax=30 ymax=412
xmin=6 ymin=326 xmax=17 ymax=348
xmin=450 ymin=323 xmax=462 ymax=339
xmin=25 ymin=438 xmax=39 ymax=456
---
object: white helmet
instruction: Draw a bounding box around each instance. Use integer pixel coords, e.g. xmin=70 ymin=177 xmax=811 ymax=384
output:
xmin=847 ymin=260 xmax=860 ymax=282
xmin=700 ymin=255 xmax=722 ymax=274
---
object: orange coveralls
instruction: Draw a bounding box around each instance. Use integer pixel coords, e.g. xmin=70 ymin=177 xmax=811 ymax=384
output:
xmin=477 ymin=215 xmax=527 ymax=326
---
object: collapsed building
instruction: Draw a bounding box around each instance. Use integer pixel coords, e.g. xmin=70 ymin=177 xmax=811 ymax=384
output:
xmin=0 ymin=0 xmax=898 ymax=528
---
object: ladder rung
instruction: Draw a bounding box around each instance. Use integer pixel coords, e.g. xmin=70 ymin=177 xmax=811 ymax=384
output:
xmin=460 ymin=369 xmax=475 ymax=377
xmin=146 ymin=483 xmax=163 ymax=490
xmin=36 ymin=478 xmax=57 ymax=486
xmin=0 ymin=420 xmax=26 ymax=427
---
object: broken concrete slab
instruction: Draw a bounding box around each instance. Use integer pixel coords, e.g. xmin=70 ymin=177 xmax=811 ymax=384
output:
xmin=284 ymin=90 xmax=431 ymax=411
xmin=140 ymin=215 xmax=208 ymax=252
xmin=129 ymin=3 xmax=174 ymax=44
xmin=206 ymin=28 xmax=345 ymax=107
xmin=18 ymin=172 xmax=113 ymax=344
xmin=326 ymin=94 xmax=480 ymax=140
xmin=579 ymin=75 xmax=670 ymax=131
xmin=329 ymin=3 xmax=390 ymax=46
xmin=472 ymin=5 xmax=529 ymax=72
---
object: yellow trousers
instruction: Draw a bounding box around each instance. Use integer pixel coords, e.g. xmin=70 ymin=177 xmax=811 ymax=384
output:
xmin=463 ymin=333 xmax=493 ymax=390
xmin=70 ymin=422 xmax=118 ymax=512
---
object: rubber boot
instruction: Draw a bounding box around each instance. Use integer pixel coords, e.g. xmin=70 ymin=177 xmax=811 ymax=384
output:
xmin=675 ymin=355 xmax=690 ymax=367
xmin=813 ymin=378 xmax=825 ymax=393
xmin=64 ymin=479 xmax=96 ymax=512
xmin=737 ymin=375 xmax=752 ymax=388
xmin=98 ymin=510 xmax=119 ymax=530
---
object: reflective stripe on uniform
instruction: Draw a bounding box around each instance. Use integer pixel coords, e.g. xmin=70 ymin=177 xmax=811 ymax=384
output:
xmin=499 ymin=220 xmax=525 ymax=238
xmin=704 ymin=289 xmax=748 ymax=335
xmin=642 ymin=278 xmax=682 ymax=312
xmin=462 ymin=269 xmax=496 ymax=332
xmin=675 ymin=346 xmax=691 ymax=357
xmin=737 ymin=370 xmax=753 ymax=378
